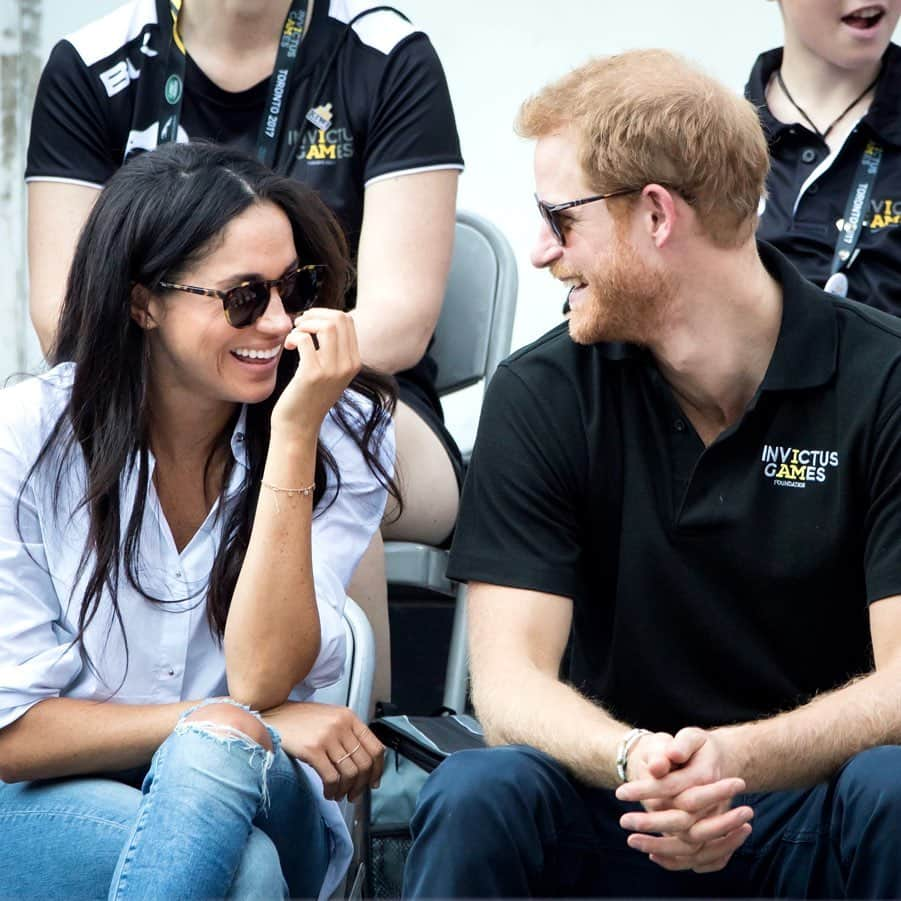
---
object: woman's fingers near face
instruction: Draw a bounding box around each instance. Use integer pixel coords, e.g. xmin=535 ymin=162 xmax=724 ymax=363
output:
xmin=291 ymin=313 xmax=360 ymax=377
xmin=283 ymin=326 xmax=316 ymax=353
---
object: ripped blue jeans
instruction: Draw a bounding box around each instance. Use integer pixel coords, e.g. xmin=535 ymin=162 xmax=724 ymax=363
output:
xmin=0 ymin=699 xmax=330 ymax=900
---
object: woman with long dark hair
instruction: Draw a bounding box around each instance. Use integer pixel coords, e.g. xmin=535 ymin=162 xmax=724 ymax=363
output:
xmin=0 ymin=141 xmax=396 ymax=898
xmin=27 ymin=1 xmax=466 ymax=707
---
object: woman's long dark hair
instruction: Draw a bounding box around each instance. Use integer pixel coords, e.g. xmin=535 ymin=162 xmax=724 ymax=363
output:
xmin=25 ymin=141 xmax=399 ymax=654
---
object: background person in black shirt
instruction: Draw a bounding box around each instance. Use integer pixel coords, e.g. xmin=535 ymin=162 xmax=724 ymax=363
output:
xmin=747 ymin=0 xmax=901 ymax=309
xmin=404 ymin=49 xmax=901 ymax=899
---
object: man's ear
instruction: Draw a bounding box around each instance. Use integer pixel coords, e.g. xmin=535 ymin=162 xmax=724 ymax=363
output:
xmin=130 ymin=284 xmax=158 ymax=330
xmin=641 ymin=184 xmax=678 ymax=248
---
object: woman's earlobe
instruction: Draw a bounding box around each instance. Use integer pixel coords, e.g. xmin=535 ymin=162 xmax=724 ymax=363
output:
xmin=130 ymin=284 xmax=157 ymax=330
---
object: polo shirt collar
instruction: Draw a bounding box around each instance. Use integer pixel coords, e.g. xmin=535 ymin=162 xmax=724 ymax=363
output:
xmin=864 ymin=42 xmax=901 ymax=147
xmin=596 ymin=241 xmax=837 ymax=391
xmin=746 ymin=43 xmax=901 ymax=148
xmin=756 ymin=241 xmax=837 ymax=391
xmin=745 ymin=47 xmax=789 ymax=142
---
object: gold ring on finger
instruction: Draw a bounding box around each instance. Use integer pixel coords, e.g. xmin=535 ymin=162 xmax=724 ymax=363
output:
xmin=334 ymin=742 xmax=362 ymax=765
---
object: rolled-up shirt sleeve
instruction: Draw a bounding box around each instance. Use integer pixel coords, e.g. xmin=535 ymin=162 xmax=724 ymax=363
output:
xmin=298 ymin=392 xmax=395 ymax=690
xmin=0 ymin=390 xmax=81 ymax=731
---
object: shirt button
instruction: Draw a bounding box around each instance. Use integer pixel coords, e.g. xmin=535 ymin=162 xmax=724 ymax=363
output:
xmin=235 ymin=432 xmax=245 ymax=442
xmin=167 ymin=668 xmax=175 ymax=677
xmin=674 ymin=419 xmax=686 ymax=432
xmin=800 ymin=147 xmax=817 ymax=163
xmin=808 ymin=183 xmax=819 ymax=195
xmin=175 ymin=570 xmax=183 ymax=578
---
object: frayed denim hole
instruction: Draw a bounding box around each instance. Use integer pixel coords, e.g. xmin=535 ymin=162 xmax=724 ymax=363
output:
xmin=172 ymin=721 xmax=276 ymax=813
xmin=177 ymin=699 xmax=282 ymax=756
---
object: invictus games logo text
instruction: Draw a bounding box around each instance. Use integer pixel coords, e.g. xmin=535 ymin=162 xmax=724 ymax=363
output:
xmin=869 ymin=198 xmax=901 ymax=230
xmin=294 ymin=126 xmax=354 ymax=164
xmin=761 ymin=445 xmax=839 ymax=488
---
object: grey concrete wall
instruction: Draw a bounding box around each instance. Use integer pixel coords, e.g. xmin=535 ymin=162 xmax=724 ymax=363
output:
xmin=1 ymin=0 xmax=44 ymax=380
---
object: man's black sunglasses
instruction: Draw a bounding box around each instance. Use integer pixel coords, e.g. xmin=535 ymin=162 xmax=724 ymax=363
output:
xmin=535 ymin=189 xmax=639 ymax=245
xmin=158 ymin=264 xmax=326 ymax=328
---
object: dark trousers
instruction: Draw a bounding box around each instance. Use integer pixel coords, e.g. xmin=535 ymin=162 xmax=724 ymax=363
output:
xmin=403 ymin=744 xmax=901 ymax=898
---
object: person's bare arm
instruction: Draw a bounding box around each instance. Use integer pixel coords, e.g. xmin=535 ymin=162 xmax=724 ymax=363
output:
xmin=618 ymin=594 xmax=901 ymax=806
xmin=351 ymin=169 xmax=457 ymax=374
xmin=27 ymin=180 xmax=101 ymax=357
xmin=469 ymin=580 xmax=636 ymax=788
xmin=717 ymin=594 xmax=901 ymax=790
xmin=224 ymin=310 xmax=363 ymax=710
xmin=612 ymin=599 xmax=901 ymax=873
xmin=0 ymin=697 xmax=195 ymax=783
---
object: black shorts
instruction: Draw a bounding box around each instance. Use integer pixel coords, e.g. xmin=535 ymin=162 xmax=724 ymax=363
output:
xmin=396 ymin=375 xmax=464 ymax=492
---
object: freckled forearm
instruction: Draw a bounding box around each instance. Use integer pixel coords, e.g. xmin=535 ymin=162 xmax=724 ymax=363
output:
xmin=225 ymin=433 xmax=321 ymax=707
xmin=0 ymin=697 xmax=196 ymax=782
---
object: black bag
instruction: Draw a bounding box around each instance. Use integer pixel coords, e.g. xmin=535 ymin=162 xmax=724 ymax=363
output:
xmin=366 ymin=711 xmax=486 ymax=897
xmin=370 ymin=711 xmax=485 ymax=772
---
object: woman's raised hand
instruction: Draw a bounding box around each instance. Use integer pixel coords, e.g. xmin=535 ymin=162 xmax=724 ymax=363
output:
xmin=271 ymin=309 xmax=361 ymax=438
xmin=262 ymin=701 xmax=384 ymax=802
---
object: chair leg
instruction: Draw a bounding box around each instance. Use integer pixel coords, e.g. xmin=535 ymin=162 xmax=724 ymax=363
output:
xmin=442 ymin=583 xmax=469 ymax=713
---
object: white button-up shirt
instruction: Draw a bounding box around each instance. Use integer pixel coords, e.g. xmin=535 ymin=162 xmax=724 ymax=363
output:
xmin=0 ymin=363 xmax=393 ymax=898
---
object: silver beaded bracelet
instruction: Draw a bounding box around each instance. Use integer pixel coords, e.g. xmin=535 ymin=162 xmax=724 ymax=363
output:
xmin=615 ymin=727 xmax=651 ymax=784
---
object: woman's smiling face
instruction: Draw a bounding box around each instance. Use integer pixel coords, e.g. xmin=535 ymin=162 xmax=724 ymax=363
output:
xmin=143 ymin=200 xmax=298 ymax=412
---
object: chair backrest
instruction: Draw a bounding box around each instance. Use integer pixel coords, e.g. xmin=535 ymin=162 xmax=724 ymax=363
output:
xmin=431 ymin=210 xmax=518 ymax=396
xmin=313 ymin=596 xmax=375 ymax=720
xmin=311 ymin=598 xmax=374 ymax=899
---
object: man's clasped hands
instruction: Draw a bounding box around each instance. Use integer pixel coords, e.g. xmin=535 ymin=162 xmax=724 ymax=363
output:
xmin=617 ymin=728 xmax=754 ymax=874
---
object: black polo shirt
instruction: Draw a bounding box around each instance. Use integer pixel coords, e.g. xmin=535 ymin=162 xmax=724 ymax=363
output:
xmin=448 ymin=243 xmax=901 ymax=735
xmin=26 ymin=0 xmax=463 ymax=253
xmin=746 ymin=45 xmax=901 ymax=315
xmin=25 ymin=0 xmax=463 ymax=436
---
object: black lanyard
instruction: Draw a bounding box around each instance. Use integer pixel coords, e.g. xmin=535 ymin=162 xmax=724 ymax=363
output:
xmin=830 ymin=139 xmax=883 ymax=276
xmin=158 ymin=0 xmax=312 ymax=168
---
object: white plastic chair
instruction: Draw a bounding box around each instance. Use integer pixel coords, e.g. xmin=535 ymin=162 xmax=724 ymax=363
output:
xmin=313 ymin=596 xmax=376 ymax=899
xmin=384 ymin=209 xmax=518 ymax=713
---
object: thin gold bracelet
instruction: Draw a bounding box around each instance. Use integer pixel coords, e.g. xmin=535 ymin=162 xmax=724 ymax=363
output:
xmin=261 ymin=480 xmax=316 ymax=513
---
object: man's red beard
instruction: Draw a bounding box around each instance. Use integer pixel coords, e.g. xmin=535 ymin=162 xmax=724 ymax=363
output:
xmin=560 ymin=233 xmax=675 ymax=346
